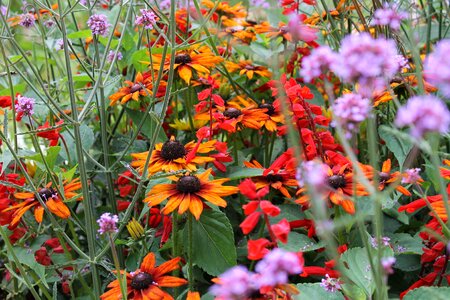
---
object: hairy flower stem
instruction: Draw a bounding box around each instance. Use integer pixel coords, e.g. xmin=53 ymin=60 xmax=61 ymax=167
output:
xmin=108 ymin=233 xmax=128 ymax=299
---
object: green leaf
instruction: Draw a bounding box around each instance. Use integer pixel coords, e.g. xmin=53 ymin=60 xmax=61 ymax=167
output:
xmin=226 ymin=167 xmax=263 ymax=181
xmin=25 ymin=146 xmax=61 ymax=171
xmin=62 ymin=164 xmax=78 ymax=181
xmin=67 ymin=29 xmax=92 ymax=39
xmin=280 ymin=232 xmax=324 ymax=252
xmin=0 ymin=148 xmax=13 ymax=175
xmin=8 ymin=247 xmax=46 ymax=286
xmin=125 ymin=108 xmax=167 ymax=142
xmin=403 ymin=287 xmax=450 ymax=300
xmin=294 ymin=283 xmax=345 ymax=300
xmin=378 ymin=125 xmax=413 ymax=167
xmin=189 ymin=210 xmax=237 ymax=275
xmin=389 ymin=233 xmax=423 ymax=255
xmin=340 ymin=248 xmax=375 ymax=297
xmin=60 ymin=125 xmax=95 ymax=162
xmin=130 ymin=49 xmax=149 ymax=72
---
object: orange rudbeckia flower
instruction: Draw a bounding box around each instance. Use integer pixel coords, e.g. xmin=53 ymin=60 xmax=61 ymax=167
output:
xmin=258 ymin=100 xmax=284 ymax=132
xmin=100 ymin=252 xmax=187 ymax=300
xmin=3 ymin=178 xmax=82 ymax=227
xmin=131 ymin=136 xmax=216 ymax=176
xmin=144 ymin=169 xmax=238 ymax=220
xmin=213 ymin=104 xmax=269 ymax=133
xmin=226 ymin=60 xmax=272 ymax=80
xmin=148 ymin=45 xmax=223 ymax=84
xmin=378 ymin=159 xmax=412 ymax=196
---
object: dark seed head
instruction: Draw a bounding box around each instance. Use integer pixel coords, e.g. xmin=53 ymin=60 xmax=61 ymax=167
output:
xmin=130 ymin=83 xmax=142 ymax=93
xmin=130 ymin=272 xmax=153 ymax=290
xmin=378 ymin=172 xmax=391 ymax=183
xmin=266 ymin=174 xmax=283 ymax=183
xmin=174 ymin=54 xmax=192 ymax=64
xmin=259 ymin=103 xmax=275 ymax=116
xmin=160 ymin=140 xmax=187 ymax=161
xmin=327 ymin=175 xmax=346 ymax=189
xmin=176 ymin=175 xmax=201 ymax=193
xmin=36 ymin=187 xmax=58 ymax=201
xmin=223 ymin=108 xmax=242 ymax=119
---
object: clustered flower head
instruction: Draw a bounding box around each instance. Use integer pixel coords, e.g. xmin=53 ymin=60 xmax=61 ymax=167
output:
xmin=402 ymin=168 xmax=422 ymax=184
xmin=334 ymin=33 xmax=400 ymax=95
xmin=107 ymin=50 xmax=123 ymax=63
xmin=370 ymin=236 xmax=391 ymax=248
xmin=210 ymin=248 xmax=303 ymax=298
xmin=373 ymin=4 xmax=407 ymax=30
xmin=135 ymin=9 xmax=158 ymax=29
xmin=296 ymin=160 xmax=328 ymax=190
xmin=424 ymin=39 xmax=450 ymax=97
xmin=381 ymin=256 xmax=396 ymax=274
xmin=19 ymin=13 xmax=36 ymax=28
xmin=87 ymin=14 xmax=111 ymax=36
xmin=301 ymin=46 xmax=339 ymax=83
xmin=332 ymin=93 xmax=371 ymax=138
xmin=395 ymin=95 xmax=450 ymax=139
xmin=287 ymin=13 xmax=317 ymax=43
xmin=97 ymin=213 xmax=119 ymax=235
xmin=15 ymin=95 xmax=35 ymax=116
xmin=320 ymin=274 xmax=341 ymax=292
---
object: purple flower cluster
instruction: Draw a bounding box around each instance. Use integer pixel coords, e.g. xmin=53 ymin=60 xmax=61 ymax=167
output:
xmin=332 ymin=93 xmax=371 ymax=138
xmin=395 ymin=95 xmax=450 ymax=139
xmin=97 ymin=213 xmax=119 ymax=235
xmin=296 ymin=160 xmax=328 ymax=190
xmin=301 ymin=46 xmax=339 ymax=83
xmin=210 ymin=248 xmax=303 ymax=299
xmin=107 ymin=50 xmax=123 ymax=63
xmin=135 ymin=9 xmax=158 ymax=30
xmin=15 ymin=95 xmax=35 ymax=116
xmin=370 ymin=236 xmax=391 ymax=248
xmin=381 ymin=256 xmax=396 ymax=274
xmin=19 ymin=13 xmax=36 ymax=28
xmin=250 ymin=0 xmax=270 ymax=8
xmin=424 ymin=39 xmax=450 ymax=97
xmin=335 ymin=33 xmax=399 ymax=95
xmin=373 ymin=4 xmax=407 ymax=30
xmin=402 ymin=168 xmax=422 ymax=184
xmin=320 ymin=274 xmax=341 ymax=292
xmin=87 ymin=14 xmax=111 ymax=37
xmin=1 ymin=5 xmax=8 ymax=16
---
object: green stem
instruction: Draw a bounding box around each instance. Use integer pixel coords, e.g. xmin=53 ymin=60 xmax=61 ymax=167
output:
xmin=108 ymin=233 xmax=127 ymax=300
xmin=188 ymin=213 xmax=194 ymax=291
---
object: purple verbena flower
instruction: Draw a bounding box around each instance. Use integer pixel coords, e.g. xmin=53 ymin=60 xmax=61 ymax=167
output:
xmin=250 ymin=0 xmax=270 ymax=9
xmin=424 ymin=39 xmax=450 ymax=97
xmin=395 ymin=55 xmax=410 ymax=70
xmin=370 ymin=236 xmax=391 ymax=248
xmin=87 ymin=14 xmax=111 ymax=36
xmin=373 ymin=4 xmax=407 ymax=30
xmin=135 ymin=9 xmax=158 ymax=30
xmin=296 ymin=160 xmax=328 ymax=191
xmin=1 ymin=5 xmax=8 ymax=16
xmin=320 ymin=274 xmax=341 ymax=292
xmin=55 ymin=39 xmax=65 ymax=51
xmin=209 ymin=266 xmax=256 ymax=300
xmin=333 ymin=33 xmax=399 ymax=95
xmin=332 ymin=93 xmax=371 ymax=138
xmin=19 ymin=13 xmax=36 ymax=28
xmin=381 ymin=256 xmax=396 ymax=274
xmin=97 ymin=213 xmax=119 ymax=235
xmin=44 ymin=19 xmax=55 ymax=28
xmin=15 ymin=95 xmax=35 ymax=116
xmin=395 ymin=95 xmax=450 ymax=139
xmin=107 ymin=50 xmax=123 ymax=63
xmin=402 ymin=168 xmax=422 ymax=184
xmin=301 ymin=46 xmax=339 ymax=83
xmin=254 ymin=248 xmax=303 ymax=288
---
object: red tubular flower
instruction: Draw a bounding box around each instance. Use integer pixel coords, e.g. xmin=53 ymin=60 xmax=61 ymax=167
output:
xmin=290 ymin=219 xmax=316 ymax=238
xmin=247 ymin=238 xmax=271 ymax=260
xmin=240 ymin=211 xmax=262 ymax=234
xmin=0 ymin=96 xmax=12 ymax=108
xmin=35 ymin=247 xmax=52 ymax=266
xmin=36 ymin=120 xmax=63 ymax=146
xmin=271 ymin=219 xmax=290 ymax=243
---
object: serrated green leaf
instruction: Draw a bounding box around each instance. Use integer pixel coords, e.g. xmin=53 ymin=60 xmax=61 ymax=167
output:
xmin=378 ymin=125 xmax=413 ymax=167
xmin=340 ymin=248 xmax=375 ymax=297
xmin=294 ymin=283 xmax=345 ymax=300
xmin=403 ymin=287 xmax=450 ymax=299
xmin=189 ymin=210 xmax=237 ymax=275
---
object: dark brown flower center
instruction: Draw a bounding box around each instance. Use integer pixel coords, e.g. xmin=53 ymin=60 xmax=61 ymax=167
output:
xmin=130 ymin=272 xmax=153 ymax=290
xmin=328 ymin=175 xmax=346 ymax=189
xmin=174 ymin=54 xmax=192 ymax=64
xmin=160 ymin=140 xmax=187 ymax=161
xmin=176 ymin=175 xmax=201 ymax=193
xmin=223 ymin=108 xmax=242 ymax=119
xmin=266 ymin=174 xmax=283 ymax=183
xmin=130 ymin=83 xmax=142 ymax=93
xmin=378 ymin=172 xmax=391 ymax=183
xmin=36 ymin=187 xmax=58 ymax=201
xmin=259 ymin=103 xmax=275 ymax=116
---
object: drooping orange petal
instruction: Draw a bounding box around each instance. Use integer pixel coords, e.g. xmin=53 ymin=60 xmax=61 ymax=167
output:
xmin=46 ymin=198 xmax=70 ymax=219
xmin=189 ymin=197 xmax=204 ymax=220
xmin=153 ymin=257 xmax=182 ymax=277
xmin=178 ymin=65 xmax=193 ymax=84
xmin=157 ymin=275 xmax=188 ymax=288
xmin=34 ymin=206 xmax=44 ymax=223
xmin=140 ymin=252 xmax=156 ymax=273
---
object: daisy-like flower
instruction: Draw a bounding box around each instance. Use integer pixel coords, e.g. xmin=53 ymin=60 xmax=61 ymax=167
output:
xmin=257 ymin=100 xmax=284 ymax=132
xmin=131 ymin=136 xmax=216 ymax=176
xmin=100 ymin=252 xmax=187 ymax=300
xmin=144 ymin=169 xmax=239 ymax=219
xmin=225 ymin=60 xmax=272 ymax=80
xmin=213 ymin=104 xmax=269 ymax=133
xmin=244 ymin=160 xmax=298 ymax=198
xmin=148 ymin=45 xmax=223 ymax=84
xmin=2 ymin=178 xmax=82 ymax=228
xmin=109 ymin=72 xmax=165 ymax=106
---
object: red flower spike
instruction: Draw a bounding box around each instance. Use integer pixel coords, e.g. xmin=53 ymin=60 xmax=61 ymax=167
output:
xmin=259 ymin=200 xmax=281 ymax=217
xmin=248 ymin=238 xmax=271 ymax=260
xmin=271 ymin=219 xmax=290 ymax=243
xmin=240 ymin=211 xmax=262 ymax=234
